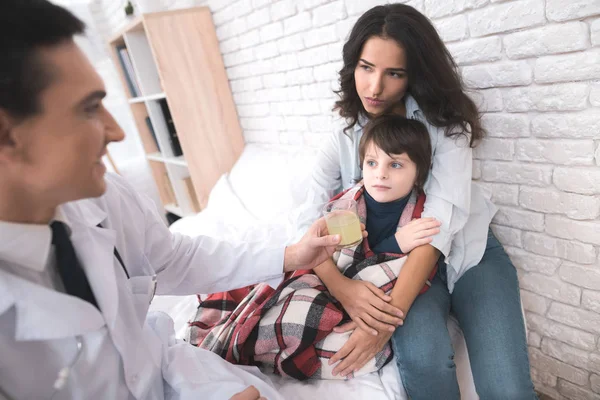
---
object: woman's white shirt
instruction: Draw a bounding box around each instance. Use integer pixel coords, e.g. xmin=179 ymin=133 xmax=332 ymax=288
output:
xmin=297 ymin=94 xmax=497 ymax=292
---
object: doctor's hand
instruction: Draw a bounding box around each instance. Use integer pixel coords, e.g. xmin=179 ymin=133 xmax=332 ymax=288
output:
xmin=230 ymin=386 xmax=266 ymax=400
xmin=283 ymin=217 xmax=367 ymax=272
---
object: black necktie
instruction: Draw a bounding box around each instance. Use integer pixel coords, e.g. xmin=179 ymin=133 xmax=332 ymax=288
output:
xmin=51 ymin=221 xmax=100 ymax=310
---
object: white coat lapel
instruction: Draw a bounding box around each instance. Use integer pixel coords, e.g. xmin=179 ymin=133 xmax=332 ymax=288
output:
xmin=0 ymin=269 xmax=104 ymax=341
xmin=70 ymin=224 xmax=120 ymax=331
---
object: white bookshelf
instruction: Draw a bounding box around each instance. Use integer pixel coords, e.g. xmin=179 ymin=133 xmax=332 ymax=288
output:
xmin=110 ymin=19 xmax=200 ymax=219
xmin=109 ymin=9 xmax=245 ymax=219
xmin=122 ymin=28 xmax=162 ymax=96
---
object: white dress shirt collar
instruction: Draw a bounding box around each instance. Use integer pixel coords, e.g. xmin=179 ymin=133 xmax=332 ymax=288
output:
xmin=0 ymin=208 xmax=70 ymax=272
xmin=404 ymin=93 xmax=422 ymax=119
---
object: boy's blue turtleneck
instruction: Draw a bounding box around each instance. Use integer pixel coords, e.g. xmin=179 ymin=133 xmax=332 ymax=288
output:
xmin=364 ymin=189 xmax=410 ymax=254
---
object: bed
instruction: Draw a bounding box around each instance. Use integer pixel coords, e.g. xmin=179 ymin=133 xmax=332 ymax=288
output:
xmin=149 ymin=143 xmax=479 ymax=400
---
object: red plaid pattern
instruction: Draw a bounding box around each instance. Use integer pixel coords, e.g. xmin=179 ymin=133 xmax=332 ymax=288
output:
xmin=188 ymin=183 xmax=433 ymax=380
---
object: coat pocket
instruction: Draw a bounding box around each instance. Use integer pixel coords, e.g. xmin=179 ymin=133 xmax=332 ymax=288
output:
xmin=128 ymin=275 xmax=157 ymax=325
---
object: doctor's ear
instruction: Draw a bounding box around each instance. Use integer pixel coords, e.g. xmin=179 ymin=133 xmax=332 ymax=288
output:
xmin=0 ymin=109 xmax=19 ymax=163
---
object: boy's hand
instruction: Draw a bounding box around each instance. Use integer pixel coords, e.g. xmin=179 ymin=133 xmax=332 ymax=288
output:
xmin=394 ymin=217 xmax=441 ymax=254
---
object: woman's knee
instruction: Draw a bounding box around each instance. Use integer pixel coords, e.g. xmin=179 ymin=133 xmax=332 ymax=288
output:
xmin=404 ymin=349 xmax=456 ymax=378
xmin=391 ymin=332 xmax=456 ymax=377
xmin=480 ymin=229 xmax=518 ymax=275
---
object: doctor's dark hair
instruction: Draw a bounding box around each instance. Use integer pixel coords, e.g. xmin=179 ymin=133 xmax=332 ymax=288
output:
xmin=359 ymin=115 xmax=432 ymax=191
xmin=334 ymin=3 xmax=483 ymax=147
xmin=0 ymin=0 xmax=85 ymax=118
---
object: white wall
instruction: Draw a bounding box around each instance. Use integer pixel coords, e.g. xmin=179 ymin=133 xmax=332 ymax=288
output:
xmin=82 ymin=1 xmax=599 ymax=399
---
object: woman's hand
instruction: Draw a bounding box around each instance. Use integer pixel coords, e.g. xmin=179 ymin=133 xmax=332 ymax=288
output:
xmin=395 ymin=217 xmax=441 ymax=254
xmin=331 ymin=279 xmax=404 ymax=335
xmin=329 ymin=324 xmax=393 ymax=378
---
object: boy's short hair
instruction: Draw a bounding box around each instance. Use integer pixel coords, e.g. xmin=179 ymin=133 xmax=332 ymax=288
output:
xmin=0 ymin=0 xmax=85 ymax=118
xmin=359 ymin=115 xmax=432 ymax=190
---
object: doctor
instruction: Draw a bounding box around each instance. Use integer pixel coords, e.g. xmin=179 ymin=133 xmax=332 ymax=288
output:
xmin=0 ymin=1 xmax=350 ymax=399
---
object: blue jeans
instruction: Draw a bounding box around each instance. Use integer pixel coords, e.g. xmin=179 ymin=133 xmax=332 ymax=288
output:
xmin=391 ymin=230 xmax=537 ymax=399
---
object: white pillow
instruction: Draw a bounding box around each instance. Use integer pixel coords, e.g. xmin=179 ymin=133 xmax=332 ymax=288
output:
xmin=227 ymin=144 xmax=318 ymax=222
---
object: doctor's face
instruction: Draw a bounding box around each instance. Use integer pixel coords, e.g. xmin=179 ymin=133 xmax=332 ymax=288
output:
xmin=4 ymin=40 xmax=124 ymax=204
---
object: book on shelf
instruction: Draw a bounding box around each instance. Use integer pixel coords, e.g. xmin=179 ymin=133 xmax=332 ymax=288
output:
xmin=158 ymin=99 xmax=183 ymax=157
xmin=116 ymin=45 xmax=141 ymax=97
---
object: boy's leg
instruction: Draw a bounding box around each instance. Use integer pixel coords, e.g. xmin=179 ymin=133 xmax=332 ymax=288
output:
xmin=391 ymin=268 xmax=459 ymax=400
xmin=451 ymin=229 xmax=537 ymax=400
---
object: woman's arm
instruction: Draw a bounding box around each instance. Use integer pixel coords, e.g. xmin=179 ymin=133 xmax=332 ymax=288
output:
xmin=390 ymin=127 xmax=473 ymax=313
xmin=327 ymin=246 xmax=439 ymax=378
xmin=388 ymin=244 xmax=440 ymax=312
xmin=421 ymin=129 xmax=473 ymax=261
xmin=314 ymin=258 xmax=404 ymax=335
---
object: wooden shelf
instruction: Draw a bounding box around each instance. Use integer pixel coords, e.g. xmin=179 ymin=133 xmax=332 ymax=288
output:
xmin=109 ymin=15 xmax=144 ymax=45
xmin=128 ymin=92 xmax=166 ymax=104
xmin=147 ymin=152 xmax=188 ymax=167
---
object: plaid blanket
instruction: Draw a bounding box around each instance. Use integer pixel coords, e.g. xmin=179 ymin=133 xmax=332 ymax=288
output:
xmin=188 ymin=184 xmax=431 ymax=380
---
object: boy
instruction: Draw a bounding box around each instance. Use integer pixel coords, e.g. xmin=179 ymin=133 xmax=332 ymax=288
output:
xmin=189 ymin=115 xmax=439 ymax=380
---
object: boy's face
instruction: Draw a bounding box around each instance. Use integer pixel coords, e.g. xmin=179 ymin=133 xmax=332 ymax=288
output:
xmin=362 ymin=142 xmax=417 ymax=203
xmin=0 ymin=40 xmax=125 ymax=205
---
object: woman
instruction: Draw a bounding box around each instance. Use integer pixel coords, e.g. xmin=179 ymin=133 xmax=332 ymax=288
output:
xmin=299 ymin=4 xmax=537 ymax=399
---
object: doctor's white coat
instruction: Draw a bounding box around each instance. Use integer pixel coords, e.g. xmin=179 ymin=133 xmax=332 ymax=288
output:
xmin=0 ymin=173 xmax=285 ymax=400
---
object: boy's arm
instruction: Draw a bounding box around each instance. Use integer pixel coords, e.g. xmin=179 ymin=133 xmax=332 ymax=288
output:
xmin=313 ymin=257 xmax=347 ymax=293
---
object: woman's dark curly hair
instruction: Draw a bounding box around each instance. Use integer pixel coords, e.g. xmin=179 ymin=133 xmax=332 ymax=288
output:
xmin=333 ymin=3 xmax=483 ymax=147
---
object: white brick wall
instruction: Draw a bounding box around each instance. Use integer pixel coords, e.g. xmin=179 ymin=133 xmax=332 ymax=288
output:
xmin=503 ymin=83 xmax=588 ymax=112
xmin=503 ymin=22 xmax=588 ymax=59
xmin=535 ymin=50 xmax=600 ymax=84
xmin=86 ymin=0 xmax=600 ymax=398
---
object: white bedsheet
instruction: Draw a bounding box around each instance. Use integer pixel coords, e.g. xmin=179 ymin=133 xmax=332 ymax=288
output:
xmin=151 ymin=144 xmax=478 ymax=400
